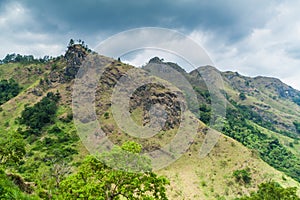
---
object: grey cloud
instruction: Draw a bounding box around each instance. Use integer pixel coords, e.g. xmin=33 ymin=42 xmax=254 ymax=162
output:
xmin=18 ymin=0 xmax=277 ymax=42
xmin=1 ymin=0 xmax=300 ymax=89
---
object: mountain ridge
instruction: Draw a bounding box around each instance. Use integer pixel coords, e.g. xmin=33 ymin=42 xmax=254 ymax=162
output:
xmin=0 ymin=44 xmax=299 ymax=199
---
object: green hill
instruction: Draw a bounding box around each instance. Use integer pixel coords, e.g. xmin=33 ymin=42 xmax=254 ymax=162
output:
xmin=0 ymin=43 xmax=299 ymax=199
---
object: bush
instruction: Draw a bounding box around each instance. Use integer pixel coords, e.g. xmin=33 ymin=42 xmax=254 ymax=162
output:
xmin=233 ymin=168 xmax=251 ymax=184
xmin=0 ymin=79 xmax=21 ymax=105
xmin=239 ymin=92 xmax=247 ymax=100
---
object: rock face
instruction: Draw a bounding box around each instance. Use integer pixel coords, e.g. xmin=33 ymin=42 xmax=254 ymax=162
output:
xmin=147 ymin=56 xmax=186 ymax=74
xmin=95 ymin=62 xmax=185 ymax=131
xmin=64 ymin=44 xmax=89 ymax=79
xmin=130 ymin=83 xmax=184 ymax=130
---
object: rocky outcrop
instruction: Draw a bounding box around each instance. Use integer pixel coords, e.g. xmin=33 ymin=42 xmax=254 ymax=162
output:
xmin=130 ymin=83 xmax=184 ymax=130
xmin=64 ymin=44 xmax=89 ymax=79
xmin=95 ymin=62 xmax=185 ymax=131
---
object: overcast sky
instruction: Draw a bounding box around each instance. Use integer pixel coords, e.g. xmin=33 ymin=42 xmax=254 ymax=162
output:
xmin=1 ymin=0 xmax=300 ymax=89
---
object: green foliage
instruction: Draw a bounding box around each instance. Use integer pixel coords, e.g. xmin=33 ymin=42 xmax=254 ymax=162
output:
xmin=19 ymin=92 xmax=60 ymax=132
xmin=239 ymin=92 xmax=247 ymax=100
xmin=237 ymin=181 xmax=300 ymax=200
xmin=17 ymin=120 xmax=79 ymax=197
xmin=199 ymin=104 xmax=211 ymax=124
xmin=233 ymin=168 xmax=251 ymax=184
xmin=0 ymin=53 xmax=50 ymax=64
xmin=67 ymin=38 xmax=91 ymax=52
xmin=59 ymin=141 xmax=169 ymax=199
xmin=193 ymin=87 xmax=211 ymax=103
xmin=223 ymin=106 xmax=300 ymax=182
xmin=104 ymin=112 xmax=110 ymax=119
xmin=292 ymin=96 xmax=300 ymax=106
xmin=0 ymin=132 xmax=25 ymax=165
xmin=0 ymin=79 xmax=21 ymax=105
xmin=0 ymin=169 xmax=38 ymax=200
xmin=30 ymin=125 xmax=79 ymax=161
xmin=293 ymin=121 xmax=300 ymax=134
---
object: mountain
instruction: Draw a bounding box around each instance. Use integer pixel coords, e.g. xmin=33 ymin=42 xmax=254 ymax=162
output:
xmin=0 ymin=43 xmax=299 ymax=199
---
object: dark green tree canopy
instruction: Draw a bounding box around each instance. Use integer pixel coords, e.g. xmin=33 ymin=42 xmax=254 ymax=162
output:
xmin=19 ymin=92 xmax=60 ymax=132
xmin=237 ymin=181 xmax=300 ymax=200
xmin=0 ymin=79 xmax=21 ymax=105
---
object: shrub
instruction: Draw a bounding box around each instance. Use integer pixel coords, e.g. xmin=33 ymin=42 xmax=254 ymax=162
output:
xmin=233 ymin=168 xmax=251 ymax=184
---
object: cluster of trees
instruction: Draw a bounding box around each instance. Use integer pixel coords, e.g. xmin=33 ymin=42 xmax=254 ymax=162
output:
xmin=2 ymin=140 xmax=169 ymax=199
xmin=198 ymin=103 xmax=211 ymax=124
xmin=18 ymin=92 xmax=60 ymax=133
xmin=194 ymin=88 xmax=300 ymax=183
xmin=239 ymin=92 xmax=247 ymax=100
xmin=60 ymin=141 xmax=169 ymax=199
xmin=223 ymin=106 xmax=300 ymax=182
xmin=0 ymin=54 xmax=51 ymax=65
xmin=67 ymin=39 xmax=91 ymax=52
xmin=237 ymin=181 xmax=299 ymax=200
xmin=0 ymin=79 xmax=21 ymax=105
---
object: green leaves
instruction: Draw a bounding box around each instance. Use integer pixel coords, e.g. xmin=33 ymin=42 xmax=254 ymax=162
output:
xmin=100 ymin=142 xmax=151 ymax=172
xmin=0 ymin=79 xmax=21 ymax=105
xmin=0 ymin=170 xmax=38 ymax=200
xmin=19 ymin=92 xmax=60 ymax=132
xmin=0 ymin=132 xmax=25 ymax=165
xmin=59 ymin=141 xmax=169 ymax=199
xmin=237 ymin=181 xmax=300 ymax=200
xmin=233 ymin=168 xmax=252 ymax=185
xmin=223 ymin=107 xmax=300 ymax=183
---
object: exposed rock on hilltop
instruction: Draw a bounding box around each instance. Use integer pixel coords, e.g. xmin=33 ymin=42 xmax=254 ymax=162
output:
xmin=64 ymin=43 xmax=90 ymax=79
xmin=147 ymin=57 xmax=186 ymax=74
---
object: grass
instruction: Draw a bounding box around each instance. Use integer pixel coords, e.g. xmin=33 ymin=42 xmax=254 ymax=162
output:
xmin=158 ymin=132 xmax=300 ymax=199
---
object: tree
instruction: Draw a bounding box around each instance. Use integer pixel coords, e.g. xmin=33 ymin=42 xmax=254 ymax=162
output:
xmin=68 ymin=39 xmax=74 ymax=47
xmin=59 ymin=141 xmax=169 ymax=199
xmin=0 ymin=132 xmax=25 ymax=165
xmin=239 ymin=92 xmax=247 ymax=100
xmin=237 ymin=181 xmax=300 ymax=200
xmin=0 ymin=79 xmax=21 ymax=105
xmin=19 ymin=92 xmax=60 ymax=132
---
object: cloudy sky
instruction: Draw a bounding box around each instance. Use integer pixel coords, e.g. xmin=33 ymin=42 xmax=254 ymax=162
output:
xmin=1 ymin=0 xmax=300 ymax=89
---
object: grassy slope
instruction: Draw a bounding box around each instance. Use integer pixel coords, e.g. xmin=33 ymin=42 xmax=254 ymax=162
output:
xmin=159 ymin=133 xmax=300 ymax=200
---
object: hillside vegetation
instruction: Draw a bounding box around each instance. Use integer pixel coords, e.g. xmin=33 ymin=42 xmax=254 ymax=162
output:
xmin=0 ymin=42 xmax=299 ymax=199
